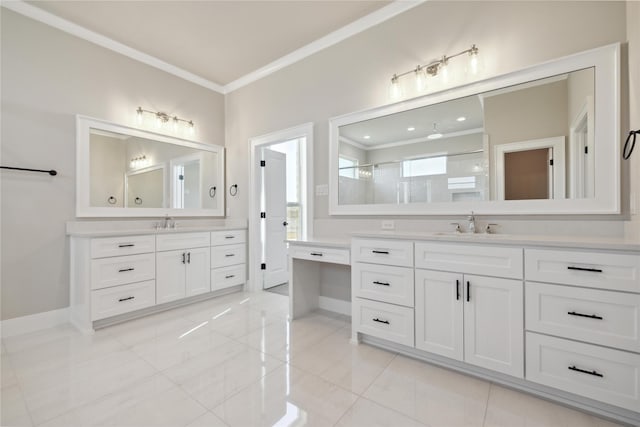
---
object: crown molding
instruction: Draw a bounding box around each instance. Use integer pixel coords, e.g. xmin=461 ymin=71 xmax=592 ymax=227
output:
xmin=2 ymin=0 xmax=425 ymax=95
xmin=224 ymin=1 xmax=426 ymax=93
xmin=1 ymin=0 xmax=226 ymax=93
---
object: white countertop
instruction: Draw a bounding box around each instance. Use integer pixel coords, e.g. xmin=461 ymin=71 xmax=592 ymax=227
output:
xmin=351 ymin=231 xmax=640 ymax=252
xmin=287 ymin=238 xmax=350 ymax=249
xmin=66 ymin=219 xmax=247 ymax=238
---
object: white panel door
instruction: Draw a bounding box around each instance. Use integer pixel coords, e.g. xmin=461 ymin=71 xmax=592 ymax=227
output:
xmin=185 ymin=247 xmax=210 ymax=297
xmin=415 ymin=270 xmax=464 ymax=360
xmin=156 ymin=250 xmax=186 ymax=304
xmin=464 ymin=274 xmax=524 ymax=378
xmin=262 ymin=149 xmax=288 ymax=289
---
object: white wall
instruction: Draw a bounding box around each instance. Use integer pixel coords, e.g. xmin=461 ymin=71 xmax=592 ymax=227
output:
xmin=224 ymin=1 xmax=628 ymax=238
xmin=0 ymin=10 xmax=225 ymax=320
xmin=625 ymin=0 xmax=640 ymax=238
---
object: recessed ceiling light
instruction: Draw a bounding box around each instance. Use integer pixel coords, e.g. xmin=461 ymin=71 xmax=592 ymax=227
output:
xmin=407 ymin=126 xmax=415 ymax=131
xmin=363 ymin=135 xmax=371 ymax=140
xmin=456 ymin=116 xmax=466 ymax=122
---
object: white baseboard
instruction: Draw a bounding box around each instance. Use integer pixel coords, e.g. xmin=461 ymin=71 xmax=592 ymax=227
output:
xmin=318 ymin=296 xmax=351 ymax=316
xmin=1 ymin=307 xmax=70 ymax=338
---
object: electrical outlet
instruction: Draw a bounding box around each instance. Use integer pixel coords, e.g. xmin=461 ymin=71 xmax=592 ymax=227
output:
xmin=315 ymin=184 xmax=329 ymax=196
xmin=382 ymin=220 xmax=395 ymax=230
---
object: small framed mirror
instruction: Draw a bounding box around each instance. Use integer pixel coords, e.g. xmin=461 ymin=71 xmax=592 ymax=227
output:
xmin=77 ymin=116 xmax=225 ymax=217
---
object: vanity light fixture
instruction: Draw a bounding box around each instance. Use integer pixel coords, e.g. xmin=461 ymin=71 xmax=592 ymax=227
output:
xmin=427 ymin=123 xmax=443 ymax=140
xmin=136 ymin=107 xmax=195 ymax=135
xmin=389 ymin=44 xmax=480 ymax=100
xmin=130 ymin=155 xmax=149 ymax=168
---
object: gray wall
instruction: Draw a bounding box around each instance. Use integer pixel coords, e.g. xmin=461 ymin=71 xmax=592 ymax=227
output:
xmin=224 ymin=1 xmax=629 ymax=238
xmin=1 ymin=10 xmax=225 ymax=320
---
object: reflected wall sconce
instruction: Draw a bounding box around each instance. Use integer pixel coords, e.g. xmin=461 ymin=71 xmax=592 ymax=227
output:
xmin=130 ymin=155 xmax=149 ymax=168
xmin=136 ymin=107 xmax=195 ymax=135
xmin=389 ymin=44 xmax=480 ymax=100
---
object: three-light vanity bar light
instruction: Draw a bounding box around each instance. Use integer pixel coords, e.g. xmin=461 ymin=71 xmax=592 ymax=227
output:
xmin=136 ymin=107 xmax=195 ymax=135
xmin=389 ymin=44 xmax=480 ymax=99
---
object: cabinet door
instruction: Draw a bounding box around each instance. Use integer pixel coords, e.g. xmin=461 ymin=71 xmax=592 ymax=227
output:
xmin=463 ymin=275 xmax=524 ymax=378
xmin=156 ymin=250 xmax=186 ymax=304
xmin=415 ymin=270 xmax=464 ymax=360
xmin=185 ymin=247 xmax=210 ymax=297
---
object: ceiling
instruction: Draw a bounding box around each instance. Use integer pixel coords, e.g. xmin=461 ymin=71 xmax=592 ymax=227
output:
xmin=20 ymin=0 xmax=392 ymax=90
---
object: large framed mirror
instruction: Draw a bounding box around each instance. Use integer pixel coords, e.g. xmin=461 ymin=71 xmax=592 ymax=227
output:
xmin=76 ymin=116 xmax=225 ymax=217
xmin=329 ymin=43 xmax=620 ymax=215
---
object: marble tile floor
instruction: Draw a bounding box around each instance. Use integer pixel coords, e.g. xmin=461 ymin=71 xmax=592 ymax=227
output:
xmin=0 ymin=290 xmax=626 ymax=427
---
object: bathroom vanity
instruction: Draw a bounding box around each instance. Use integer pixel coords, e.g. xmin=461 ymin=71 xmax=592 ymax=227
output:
xmin=68 ymin=225 xmax=246 ymax=333
xmin=289 ymin=232 xmax=640 ymax=423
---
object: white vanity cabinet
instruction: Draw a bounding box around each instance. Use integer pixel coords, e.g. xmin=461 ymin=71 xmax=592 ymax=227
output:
xmin=210 ymin=230 xmax=246 ymax=291
xmin=524 ymin=248 xmax=640 ymax=412
xmin=156 ymin=232 xmax=211 ymax=303
xmin=414 ymin=242 xmax=524 ymax=378
xmin=352 ymin=238 xmax=415 ymax=347
xmin=70 ymin=227 xmax=246 ymax=333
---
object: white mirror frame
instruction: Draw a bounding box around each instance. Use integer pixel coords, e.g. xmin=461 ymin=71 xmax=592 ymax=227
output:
xmin=329 ymin=43 xmax=620 ymax=215
xmin=76 ymin=115 xmax=225 ymax=217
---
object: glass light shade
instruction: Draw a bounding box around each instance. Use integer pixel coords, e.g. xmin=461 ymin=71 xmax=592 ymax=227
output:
xmin=389 ymin=76 xmax=402 ymax=100
xmin=415 ymin=68 xmax=427 ymax=92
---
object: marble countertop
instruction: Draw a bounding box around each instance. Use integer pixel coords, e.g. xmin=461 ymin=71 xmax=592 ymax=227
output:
xmin=350 ymin=230 xmax=640 ymax=252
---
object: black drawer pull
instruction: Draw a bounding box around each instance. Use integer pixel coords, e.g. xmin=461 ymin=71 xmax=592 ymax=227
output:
xmin=373 ymin=318 xmax=390 ymax=325
xmin=567 ymin=266 xmax=603 ymax=273
xmin=373 ymin=281 xmax=390 ymax=286
xmin=225 ymin=274 xmax=235 ymax=279
xmin=225 ymin=254 xmax=235 ymax=257
xmin=182 ymin=253 xmax=186 ymax=264
xmin=456 ymin=279 xmax=460 ymax=301
xmin=372 ymin=250 xmax=389 ymax=254
xmin=118 ymin=296 xmax=135 ymax=302
xmin=118 ymin=244 xmax=135 ymax=248
xmin=466 ymin=281 xmax=470 ymax=302
xmin=568 ymin=365 xmax=603 ymax=378
xmin=310 ymin=252 xmax=323 ymax=256
xmin=225 ymin=236 xmax=235 ymax=239
xmin=187 ymin=252 xmax=191 ymax=264
xmin=118 ymin=267 xmax=135 ymax=273
xmin=568 ymin=311 xmax=603 ymax=320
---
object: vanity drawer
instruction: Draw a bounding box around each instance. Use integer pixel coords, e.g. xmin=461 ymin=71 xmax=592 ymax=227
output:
xmin=525 ymin=249 xmax=640 ymax=293
xmin=211 ymin=230 xmax=246 ymax=246
xmin=526 ymin=283 xmax=640 ymax=352
xmin=211 ymin=244 xmax=246 ymax=268
xmin=91 ymin=280 xmax=155 ymax=321
xmin=289 ymin=245 xmax=350 ymax=265
xmin=353 ymin=263 xmax=414 ymax=307
xmin=156 ymin=232 xmax=210 ymax=252
xmin=415 ymin=242 xmax=523 ymax=279
xmin=353 ymin=298 xmax=414 ymax=347
xmin=211 ymin=264 xmax=246 ymax=291
xmin=91 ymin=235 xmax=155 ymax=259
xmin=526 ymin=332 xmax=640 ymax=412
xmin=352 ymin=238 xmax=413 ymax=267
xmin=91 ymin=253 xmax=155 ymax=290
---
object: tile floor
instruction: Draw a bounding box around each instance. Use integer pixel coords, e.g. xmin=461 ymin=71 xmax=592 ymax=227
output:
xmin=0 ymin=291 xmax=626 ymax=427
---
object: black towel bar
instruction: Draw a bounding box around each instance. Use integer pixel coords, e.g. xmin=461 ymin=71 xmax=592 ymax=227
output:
xmin=1 ymin=166 xmax=57 ymax=176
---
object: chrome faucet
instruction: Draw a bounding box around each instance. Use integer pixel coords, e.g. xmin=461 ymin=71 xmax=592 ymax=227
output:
xmin=161 ymin=215 xmax=174 ymax=229
xmin=467 ymin=211 xmax=476 ymax=234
